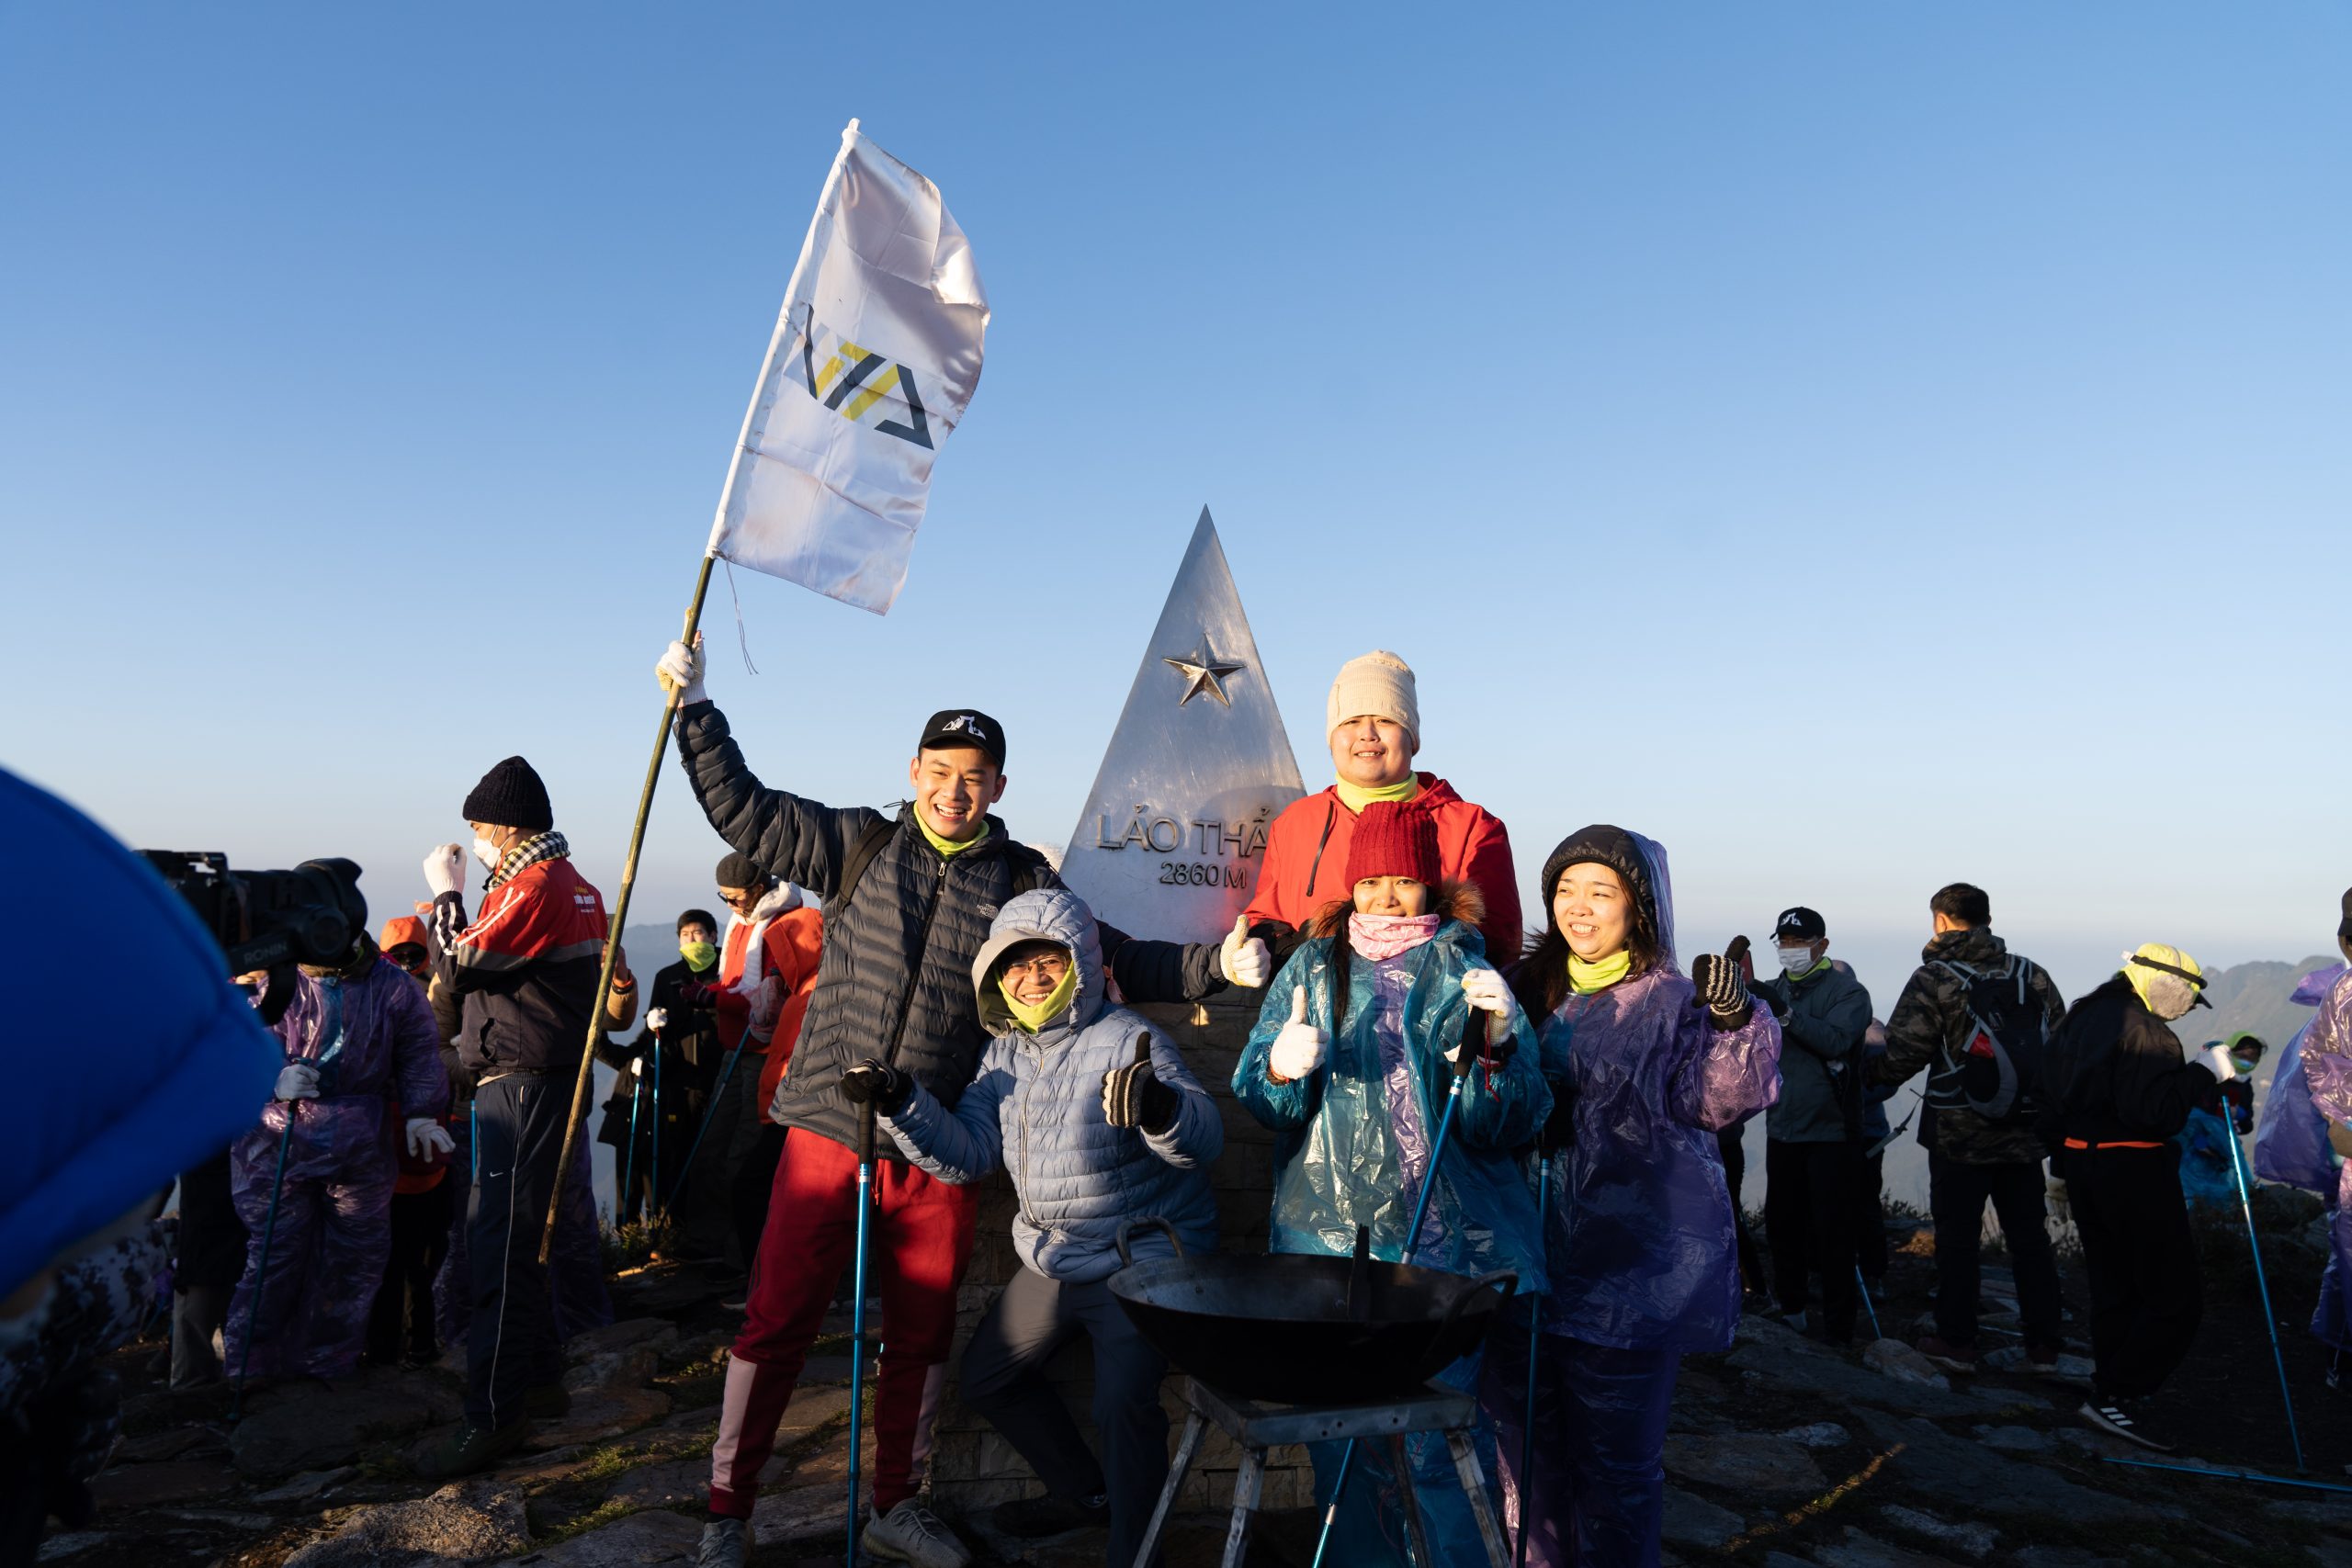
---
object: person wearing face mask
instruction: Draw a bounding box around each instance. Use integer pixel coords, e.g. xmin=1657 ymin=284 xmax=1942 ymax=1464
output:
xmin=1749 ymin=907 xmax=1873 ymax=1345
xmin=1243 ymin=649 xmax=1521 ymax=966
xmin=654 ymin=637 xmax=1232 ymax=1568
xmin=2036 ymin=943 xmax=2225 ymax=1450
xmin=416 ymin=756 xmax=619 ymax=1476
xmin=1868 ymin=883 xmax=2067 ymax=1377
xmin=1481 ymin=825 xmax=1780 ymax=1568
xmin=1233 ymin=801 xmax=1548 ymax=1568
xmin=599 ymin=908 xmax=717 ymax=1227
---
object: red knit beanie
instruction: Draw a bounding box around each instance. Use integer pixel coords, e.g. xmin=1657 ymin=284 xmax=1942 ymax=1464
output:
xmin=1344 ymin=801 xmax=1441 ymax=887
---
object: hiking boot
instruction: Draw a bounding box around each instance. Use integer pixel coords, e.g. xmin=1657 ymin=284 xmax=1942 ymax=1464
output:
xmin=524 ymin=1382 xmax=571 ymax=1418
xmin=2079 ymin=1398 xmax=2174 ymax=1452
xmin=992 ymin=1490 xmax=1110 ymax=1538
xmin=696 ymin=1516 xmax=753 ymax=1567
xmin=2027 ymin=1341 xmax=2063 ymax=1374
xmin=417 ymin=1419 xmax=529 ymax=1478
xmin=1914 ymin=1335 xmax=1978 ymax=1373
xmin=863 ymin=1498 xmax=973 ymax=1567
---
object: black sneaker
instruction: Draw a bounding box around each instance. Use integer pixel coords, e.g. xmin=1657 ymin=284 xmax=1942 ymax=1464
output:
xmin=991 ymin=1491 xmax=1111 ymax=1539
xmin=2079 ymin=1398 xmax=2174 ymax=1452
xmin=417 ymin=1419 xmax=530 ymax=1477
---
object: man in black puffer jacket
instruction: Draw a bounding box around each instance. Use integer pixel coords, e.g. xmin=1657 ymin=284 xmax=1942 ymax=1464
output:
xmin=654 ymin=637 xmax=1255 ymax=1568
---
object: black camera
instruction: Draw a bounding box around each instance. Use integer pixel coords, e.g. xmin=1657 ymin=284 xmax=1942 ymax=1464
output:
xmin=140 ymin=852 xmax=368 ymax=1023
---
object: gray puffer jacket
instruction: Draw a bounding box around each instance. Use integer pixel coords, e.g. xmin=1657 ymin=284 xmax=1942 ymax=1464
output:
xmin=881 ymin=888 xmax=1223 ymax=1282
xmin=1757 ymin=959 xmax=1873 ymax=1144
xmin=675 ymin=701 xmax=1224 ymax=1156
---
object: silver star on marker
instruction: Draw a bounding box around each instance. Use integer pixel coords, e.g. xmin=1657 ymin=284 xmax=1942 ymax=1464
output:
xmin=1161 ymin=634 xmax=1245 ymax=707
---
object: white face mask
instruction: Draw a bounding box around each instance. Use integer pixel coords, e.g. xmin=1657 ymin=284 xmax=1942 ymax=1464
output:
xmin=471 ymin=834 xmax=503 ymax=871
xmin=1777 ymin=944 xmax=1815 ymax=974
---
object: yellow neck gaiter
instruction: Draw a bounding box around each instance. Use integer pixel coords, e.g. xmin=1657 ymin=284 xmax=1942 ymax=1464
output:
xmin=919 ymin=815 xmax=990 ymax=858
xmin=1568 ymin=949 xmax=1634 ymax=995
xmin=1335 ymin=775 xmax=1422 ymax=813
xmin=1000 ymin=964 xmax=1078 ymax=1034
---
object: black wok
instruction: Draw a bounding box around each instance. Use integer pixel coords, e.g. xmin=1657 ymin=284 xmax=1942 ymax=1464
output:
xmin=1108 ymin=1218 xmax=1516 ymax=1406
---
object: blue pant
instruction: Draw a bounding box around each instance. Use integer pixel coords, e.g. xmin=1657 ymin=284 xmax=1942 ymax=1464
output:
xmin=465 ymin=1074 xmax=566 ymax=1428
xmin=1479 ymin=1327 xmax=1678 ymax=1568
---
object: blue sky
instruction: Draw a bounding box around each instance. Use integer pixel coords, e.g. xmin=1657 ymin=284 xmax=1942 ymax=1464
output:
xmin=4 ymin=3 xmax=2347 ymax=1010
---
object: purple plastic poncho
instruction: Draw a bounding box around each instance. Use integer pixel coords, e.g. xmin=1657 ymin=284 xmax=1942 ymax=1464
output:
xmin=223 ymin=958 xmax=447 ymax=1380
xmin=2292 ymin=966 xmax=2352 ymax=1352
xmin=1530 ymin=835 xmax=1781 ymax=1352
xmin=2255 ymin=965 xmax=2346 ymax=1193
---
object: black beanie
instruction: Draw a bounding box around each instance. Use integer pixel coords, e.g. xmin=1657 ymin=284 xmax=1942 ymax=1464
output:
xmin=1539 ymin=825 xmax=1656 ymax=933
xmin=462 ymin=756 xmax=553 ymax=832
xmin=715 ymin=852 xmax=764 ymax=889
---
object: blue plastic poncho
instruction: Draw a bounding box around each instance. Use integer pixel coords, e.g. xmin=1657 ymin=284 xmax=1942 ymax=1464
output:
xmin=2175 ymin=1107 xmax=2245 ymax=1210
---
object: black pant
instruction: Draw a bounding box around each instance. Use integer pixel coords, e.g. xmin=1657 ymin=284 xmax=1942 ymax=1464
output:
xmin=732 ymin=1123 xmax=786 ymax=1267
xmin=466 ymin=1073 xmax=567 ymax=1428
xmin=962 ymin=1268 xmax=1171 ymax=1568
xmin=1928 ymin=1152 xmax=2062 ymax=1351
xmin=1853 ymin=1150 xmax=1888 ymax=1280
xmin=1717 ymin=1127 xmax=1766 ymax=1295
xmin=1764 ymin=1140 xmax=1860 ymax=1341
xmin=368 ymin=1179 xmax=456 ymax=1363
xmin=2064 ymin=1144 xmax=2201 ymax=1399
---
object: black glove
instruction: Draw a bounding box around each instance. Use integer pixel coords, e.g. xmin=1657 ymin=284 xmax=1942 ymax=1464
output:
xmin=1538 ymin=1089 xmax=1575 ymax=1156
xmin=1449 ymin=1022 xmax=1517 ymax=1073
xmin=679 ymin=981 xmax=722 ymax=1009
xmin=840 ymin=1056 xmax=912 ymax=1114
xmin=1691 ymin=937 xmax=1753 ymax=1031
xmin=1102 ymin=1033 xmax=1181 ymax=1133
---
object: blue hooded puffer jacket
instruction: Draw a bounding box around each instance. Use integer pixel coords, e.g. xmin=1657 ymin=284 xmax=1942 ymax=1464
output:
xmin=881 ymin=886 xmax=1223 ymax=1282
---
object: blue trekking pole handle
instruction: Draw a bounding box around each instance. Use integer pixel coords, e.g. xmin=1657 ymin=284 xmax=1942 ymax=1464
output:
xmin=231 ymin=1112 xmax=296 ymax=1422
xmin=2225 ymin=1112 xmax=2306 ymax=1473
xmin=1514 ymin=1146 xmax=1551 ymax=1568
xmin=846 ymin=1100 xmax=879 ymax=1568
xmin=1311 ymin=1067 xmax=1467 ymax=1568
xmin=662 ymin=1036 xmax=749 ymax=1219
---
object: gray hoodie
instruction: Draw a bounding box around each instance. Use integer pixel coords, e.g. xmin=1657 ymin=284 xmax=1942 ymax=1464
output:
xmin=1758 ymin=959 xmax=1873 ymax=1144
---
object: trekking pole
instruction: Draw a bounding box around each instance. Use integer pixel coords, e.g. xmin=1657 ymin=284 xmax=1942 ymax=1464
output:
xmin=845 ymin=1099 xmax=879 ymax=1568
xmin=1856 ymin=1266 xmax=1883 ymax=1341
xmin=621 ymin=1062 xmax=643 ymax=1226
xmin=1514 ymin=1144 xmax=1553 ymax=1568
xmin=650 ymin=1043 xmax=663 ymax=1211
xmin=1311 ymin=1029 xmax=1476 ymax=1568
xmin=662 ymin=1033 xmax=751 ymax=1223
xmin=230 ymin=1114 xmax=296 ymax=1422
xmin=2224 ymin=1112 xmax=2306 ymax=1473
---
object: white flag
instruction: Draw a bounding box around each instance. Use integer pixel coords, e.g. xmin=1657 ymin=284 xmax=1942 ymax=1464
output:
xmin=706 ymin=121 xmax=988 ymax=615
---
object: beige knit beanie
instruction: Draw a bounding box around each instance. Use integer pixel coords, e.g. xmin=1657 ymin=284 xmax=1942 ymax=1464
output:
xmin=1327 ymin=650 xmax=1419 ymax=742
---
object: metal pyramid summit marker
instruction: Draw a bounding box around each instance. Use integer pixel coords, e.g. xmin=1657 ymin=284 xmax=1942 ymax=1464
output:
xmin=1060 ymin=509 xmax=1305 ymax=944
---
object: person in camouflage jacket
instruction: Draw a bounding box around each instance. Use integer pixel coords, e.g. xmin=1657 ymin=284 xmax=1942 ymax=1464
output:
xmin=1870 ymin=884 xmax=2066 ymax=1371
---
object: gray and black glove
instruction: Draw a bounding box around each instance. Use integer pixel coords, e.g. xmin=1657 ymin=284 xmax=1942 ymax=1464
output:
xmin=1690 ymin=936 xmax=1754 ymax=1031
xmin=840 ymin=1056 xmax=913 ymax=1115
xmin=1102 ymin=1033 xmax=1180 ymax=1133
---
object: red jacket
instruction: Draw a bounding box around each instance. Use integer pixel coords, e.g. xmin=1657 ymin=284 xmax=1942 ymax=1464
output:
xmin=430 ymin=846 xmax=609 ymax=1075
xmin=751 ymin=907 xmax=824 ymax=1122
xmin=1244 ymin=776 xmax=1521 ymax=960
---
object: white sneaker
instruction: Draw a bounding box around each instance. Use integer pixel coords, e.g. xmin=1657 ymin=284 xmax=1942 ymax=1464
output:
xmin=2078 ymin=1399 xmax=2174 ymax=1453
xmin=862 ymin=1498 xmax=973 ymax=1567
xmin=697 ymin=1517 xmax=753 ymax=1567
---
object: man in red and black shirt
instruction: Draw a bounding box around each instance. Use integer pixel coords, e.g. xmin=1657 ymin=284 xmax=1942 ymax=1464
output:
xmin=416 ymin=755 xmax=619 ymax=1475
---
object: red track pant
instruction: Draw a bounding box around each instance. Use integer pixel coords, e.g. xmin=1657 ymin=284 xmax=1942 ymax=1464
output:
xmin=707 ymin=1126 xmax=978 ymax=1518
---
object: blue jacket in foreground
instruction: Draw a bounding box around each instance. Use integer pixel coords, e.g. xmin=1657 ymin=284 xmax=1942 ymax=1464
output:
xmin=881 ymin=887 xmax=1223 ymax=1283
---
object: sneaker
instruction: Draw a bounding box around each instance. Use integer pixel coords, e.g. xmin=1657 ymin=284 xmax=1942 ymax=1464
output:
xmin=697 ymin=1516 xmax=753 ymax=1567
xmin=1914 ymin=1335 xmax=1978 ymax=1373
xmin=863 ymin=1497 xmax=974 ymax=1567
xmin=2027 ymin=1342 xmax=2062 ymax=1374
xmin=719 ymin=1296 xmax=749 ymax=1313
xmin=524 ymin=1382 xmax=571 ymax=1418
xmin=1780 ymin=1309 xmax=1810 ymax=1335
xmin=416 ymin=1419 xmax=530 ymax=1478
xmin=991 ymin=1491 xmax=1111 ymax=1538
xmin=2079 ymin=1398 xmax=2174 ymax=1452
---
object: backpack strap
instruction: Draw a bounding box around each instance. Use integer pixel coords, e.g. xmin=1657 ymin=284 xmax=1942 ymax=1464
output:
xmin=832 ymin=818 xmax=900 ymax=914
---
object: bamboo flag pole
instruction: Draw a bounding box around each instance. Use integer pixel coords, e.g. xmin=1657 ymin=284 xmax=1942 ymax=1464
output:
xmin=538 ymin=552 xmax=715 ymax=1264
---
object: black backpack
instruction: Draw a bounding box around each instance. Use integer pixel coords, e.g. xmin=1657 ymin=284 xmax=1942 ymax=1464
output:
xmin=1923 ymin=958 xmax=2047 ymax=1125
xmin=832 ymin=815 xmax=1041 ymax=913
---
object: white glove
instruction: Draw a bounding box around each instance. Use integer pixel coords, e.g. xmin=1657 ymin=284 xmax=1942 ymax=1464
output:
xmin=405 ymin=1117 xmax=456 ymax=1159
xmin=646 ymin=1007 xmax=669 ymax=1032
xmin=657 ymin=636 xmax=707 ymax=705
xmin=1461 ymin=966 xmax=1521 ymax=1043
xmin=275 ymin=1063 xmax=320 ymax=1101
xmin=1220 ymin=916 xmax=1272 ymax=988
xmin=2197 ymin=1043 xmax=2238 ymax=1082
xmin=1268 ymin=987 xmax=1329 ymax=1083
xmin=423 ymin=844 xmax=466 ymax=898
xmin=629 ymin=1055 xmax=645 ymax=1077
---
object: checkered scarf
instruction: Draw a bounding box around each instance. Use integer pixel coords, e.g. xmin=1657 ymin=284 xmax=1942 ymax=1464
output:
xmin=487 ymin=829 xmax=571 ymax=893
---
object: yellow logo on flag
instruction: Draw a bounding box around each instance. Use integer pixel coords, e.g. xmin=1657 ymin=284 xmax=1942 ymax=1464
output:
xmin=791 ymin=321 xmax=934 ymax=449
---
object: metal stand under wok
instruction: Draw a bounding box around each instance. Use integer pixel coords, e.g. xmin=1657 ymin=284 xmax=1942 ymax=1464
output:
xmin=1132 ymin=1376 xmax=1510 ymax=1568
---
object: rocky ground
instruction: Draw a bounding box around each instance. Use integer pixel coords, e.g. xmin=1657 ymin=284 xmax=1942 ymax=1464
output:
xmin=46 ymin=1196 xmax=2352 ymax=1567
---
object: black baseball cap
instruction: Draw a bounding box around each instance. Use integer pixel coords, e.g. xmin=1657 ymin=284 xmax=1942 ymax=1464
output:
xmin=917 ymin=709 xmax=1005 ymax=769
xmin=1774 ymin=907 xmax=1826 ymax=942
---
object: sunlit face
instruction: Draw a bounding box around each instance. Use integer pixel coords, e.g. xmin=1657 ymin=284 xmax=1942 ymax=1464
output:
xmin=999 ymin=942 xmax=1072 ymax=1005
xmin=677 ymin=920 xmax=715 ymax=947
xmin=469 ymin=821 xmax=523 ymax=856
xmin=1329 ymin=715 xmax=1417 ymax=791
xmin=1353 ymin=875 xmax=1429 ymax=917
xmin=717 ymin=885 xmax=757 ymax=917
xmin=907 ymin=746 xmax=1006 ymax=842
xmin=1553 ymin=863 xmax=1631 ymax=963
